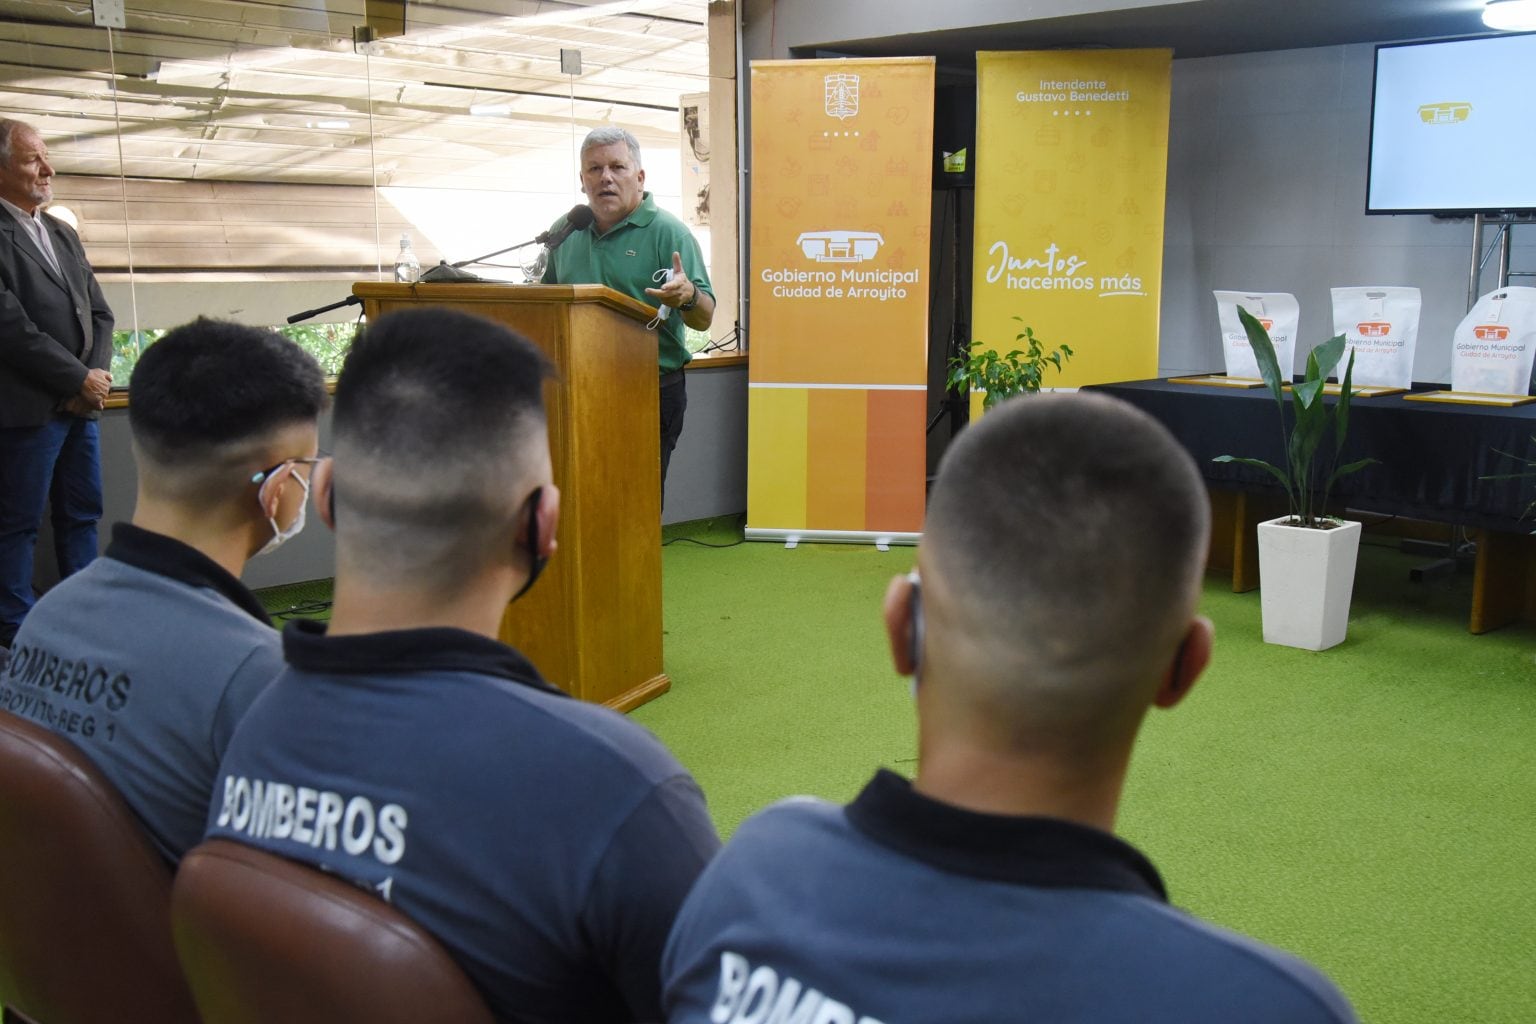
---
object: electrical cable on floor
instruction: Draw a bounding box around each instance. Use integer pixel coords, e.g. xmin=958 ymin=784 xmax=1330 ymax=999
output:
xmin=663 ymin=512 xmax=746 ymax=548
xmin=271 ymin=600 xmax=333 ymax=620
xmin=663 ymin=535 xmax=745 ymax=548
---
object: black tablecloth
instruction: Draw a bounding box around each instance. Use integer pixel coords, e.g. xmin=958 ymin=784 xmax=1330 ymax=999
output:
xmin=1087 ymin=379 xmax=1536 ymax=533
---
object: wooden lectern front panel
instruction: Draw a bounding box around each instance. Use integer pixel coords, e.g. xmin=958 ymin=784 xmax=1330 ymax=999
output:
xmin=353 ymin=283 xmax=669 ymax=710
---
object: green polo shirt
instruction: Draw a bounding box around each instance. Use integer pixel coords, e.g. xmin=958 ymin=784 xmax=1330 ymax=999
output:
xmin=542 ymin=192 xmax=713 ymax=375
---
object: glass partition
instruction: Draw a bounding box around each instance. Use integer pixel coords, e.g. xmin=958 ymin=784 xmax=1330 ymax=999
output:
xmin=0 ymin=0 xmax=719 ymax=382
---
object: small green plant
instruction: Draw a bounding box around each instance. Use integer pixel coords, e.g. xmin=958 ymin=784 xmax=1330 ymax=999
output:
xmin=946 ymin=318 xmax=1073 ymax=410
xmin=1214 ymin=307 xmax=1376 ymax=529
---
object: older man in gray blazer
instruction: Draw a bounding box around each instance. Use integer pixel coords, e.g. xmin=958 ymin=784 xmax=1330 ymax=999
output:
xmin=0 ymin=118 xmax=114 ymax=650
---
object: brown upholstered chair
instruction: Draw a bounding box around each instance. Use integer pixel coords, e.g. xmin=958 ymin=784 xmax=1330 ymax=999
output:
xmin=0 ymin=710 xmax=200 ymax=1024
xmin=172 ymin=839 xmax=495 ymax=1024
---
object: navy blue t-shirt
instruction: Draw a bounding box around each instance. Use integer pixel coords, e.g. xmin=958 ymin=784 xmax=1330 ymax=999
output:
xmin=4 ymin=523 xmax=280 ymax=862
xmin=208 ymin=619 xmax=720 ymax=1024
xmin=663 ymin=770 xmax=1357 ymax=1024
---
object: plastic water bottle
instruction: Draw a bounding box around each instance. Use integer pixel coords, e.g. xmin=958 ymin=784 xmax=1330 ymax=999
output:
xmin=393 ymin=233 xmax=421 ymax=283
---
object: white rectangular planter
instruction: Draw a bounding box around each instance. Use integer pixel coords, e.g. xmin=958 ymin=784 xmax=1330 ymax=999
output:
xmin=1256 ymin=516 xmax=1363 ymax=651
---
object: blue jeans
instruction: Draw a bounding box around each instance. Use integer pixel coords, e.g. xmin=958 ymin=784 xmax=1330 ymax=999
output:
xmin=659 ymin=373 xmax=687 ymax=507
xmin=0 ymin=414 xmax=103 ymax=644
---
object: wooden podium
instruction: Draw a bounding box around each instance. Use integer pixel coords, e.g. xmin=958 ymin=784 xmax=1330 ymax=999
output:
xmin=353 ymin=283 xmax=667 ymax=710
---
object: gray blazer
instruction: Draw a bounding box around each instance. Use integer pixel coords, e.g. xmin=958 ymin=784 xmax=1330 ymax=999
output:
xmin=0 ymin=209 xmax=115 ymax=429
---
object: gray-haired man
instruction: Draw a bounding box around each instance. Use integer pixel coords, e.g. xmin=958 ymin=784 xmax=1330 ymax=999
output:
xmin=541 ymin=125 xmax=715 ymax=494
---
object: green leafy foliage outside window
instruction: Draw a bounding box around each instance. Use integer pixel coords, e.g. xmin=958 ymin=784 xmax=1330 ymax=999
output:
xmin=110 ymin=322 xmax=359 ymax=384
xmin=685 ymin=325 xmax=712 ymax=354
xmin=110 ymin=329 xmax=168 ymax=383
xmin=277 ymin=322 xmax=357 ymax=376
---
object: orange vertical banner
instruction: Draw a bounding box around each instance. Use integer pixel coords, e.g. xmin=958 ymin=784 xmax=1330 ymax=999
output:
xmin=747 ymin=57 xmax=935 ymax=543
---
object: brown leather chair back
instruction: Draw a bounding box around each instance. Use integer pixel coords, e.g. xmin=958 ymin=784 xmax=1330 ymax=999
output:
xmin=172 ymin=839 xmax=495 ymax=1024
xmin=0 ymin=710 xmax=200 ymax=1024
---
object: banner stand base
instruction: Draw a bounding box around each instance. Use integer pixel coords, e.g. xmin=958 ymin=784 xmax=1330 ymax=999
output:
xmin=745 ymin=528 xmax=921 ymax=550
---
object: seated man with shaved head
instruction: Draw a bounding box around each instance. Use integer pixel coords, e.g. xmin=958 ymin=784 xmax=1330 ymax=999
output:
xmin=661 ymin=393 xmax=1357 ymax=1024
xmin=5 ymin=317 xmax=324 ymax=863
xmin=206 ymin=308 xmax=720 ymax=1024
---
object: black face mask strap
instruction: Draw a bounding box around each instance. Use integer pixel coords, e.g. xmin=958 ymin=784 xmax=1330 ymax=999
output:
xmin=907 ymin=571 xmax=924 ymax=680
xmin=1169 ymin=635 xmax=1190 ymax=695
xmin=511 ymin=487 xmax=546 ymax=602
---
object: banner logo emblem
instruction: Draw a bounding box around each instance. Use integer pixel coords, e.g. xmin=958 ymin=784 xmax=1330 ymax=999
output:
xmin=824 ymin=74 xmax=860 ymax=120
xmin=1473 ymin=324 xmax=1510 ymax=340
xmin=1356 ymin=321 xmax=1392 ymax=337
xmin=797 ymin=230 xmax=883 ymax=263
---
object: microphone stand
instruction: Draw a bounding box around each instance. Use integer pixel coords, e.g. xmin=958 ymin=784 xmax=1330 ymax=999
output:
xmin=283 ymin=241 xmax=530 ymax=323
xmin=450 ymin=236 xmax=543 ymax=270
xmin=287 ymin=294 xmax=361 ymax=325
xmin=286 ymin=213 xmax=587 ymax=322
xmin=420 ymin=235 xmax=549 ymax=283
xmin=432 ymin=207 xmax=592 ymax=280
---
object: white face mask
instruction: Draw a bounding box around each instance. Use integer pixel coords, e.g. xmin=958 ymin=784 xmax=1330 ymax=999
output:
xmin=256 ymin=472 xmax=309 ymax=557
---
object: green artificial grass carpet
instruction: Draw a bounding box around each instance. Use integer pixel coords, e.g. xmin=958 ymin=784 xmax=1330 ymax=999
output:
xmin=638 ymin=520 xmax=1536 ymax=1024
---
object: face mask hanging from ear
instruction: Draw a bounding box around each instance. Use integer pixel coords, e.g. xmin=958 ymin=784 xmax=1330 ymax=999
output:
xmin=512 ymin=487 xmax=547 ymax=601
xmin=256 ymin=472 xmax=310 ymax=558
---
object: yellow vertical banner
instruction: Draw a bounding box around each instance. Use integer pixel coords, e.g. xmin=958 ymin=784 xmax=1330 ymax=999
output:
xmin=747 ymin=57 xmax=935 ymax=543
xmin=972 ymin=50 xmax=1172 ymax=390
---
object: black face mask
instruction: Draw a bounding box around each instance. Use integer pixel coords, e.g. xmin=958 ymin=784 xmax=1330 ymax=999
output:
xmin=907 ymin=570 xmax=924 ymax=688
xmin=512 ymin=487 xmax=547 ymax=602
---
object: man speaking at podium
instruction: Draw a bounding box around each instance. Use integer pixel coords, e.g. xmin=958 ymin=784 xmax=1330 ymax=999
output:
xmin=541 ymin=126 xmax=714 ymax=497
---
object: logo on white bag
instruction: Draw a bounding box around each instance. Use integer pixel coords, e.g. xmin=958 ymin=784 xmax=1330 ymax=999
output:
xmin=1474 ymin=324 xmax=1510 ymax=341
xmin=1357 ymin=321 xmax=1392 ymax=337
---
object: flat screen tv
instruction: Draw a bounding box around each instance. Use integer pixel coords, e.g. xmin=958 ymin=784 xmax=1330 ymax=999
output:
xmin=1367 ymin=33 xmax=1536 ymax=215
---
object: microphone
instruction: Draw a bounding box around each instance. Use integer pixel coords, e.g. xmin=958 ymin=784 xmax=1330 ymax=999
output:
xmin=417 ymin=204 xmax=595 ymax=284
xmin=535 ymin=205 xmax=594 ymax=251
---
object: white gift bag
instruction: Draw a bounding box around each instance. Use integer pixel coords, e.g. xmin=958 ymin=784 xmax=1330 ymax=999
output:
xmin=1451 ymin=287 xmax=1536 ymax=396
xmin=1215 ymin=291 xmax=1298 ymax=380
xmin=1330 ymin=287 xmax=1421 ymax=390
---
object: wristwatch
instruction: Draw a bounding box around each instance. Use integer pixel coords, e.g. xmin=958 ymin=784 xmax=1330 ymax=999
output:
xmin=678 ymin=283 xmax=698 ymax=312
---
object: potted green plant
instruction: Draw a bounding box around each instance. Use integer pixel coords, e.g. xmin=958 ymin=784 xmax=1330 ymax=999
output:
xmin=946 ymin=318 xmax=1072 ymax=410
xmin=1214 ymin=307 xmax=1376 ymax=651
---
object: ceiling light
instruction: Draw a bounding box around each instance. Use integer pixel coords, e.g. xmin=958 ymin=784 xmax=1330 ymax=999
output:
xmin=1484 ymin=0 xmax=1536 ymax=30
xmin=469 ymin=104 xmax=511 ymax=117
xmin=316 ymin=119 xmax=351 ymax=129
